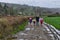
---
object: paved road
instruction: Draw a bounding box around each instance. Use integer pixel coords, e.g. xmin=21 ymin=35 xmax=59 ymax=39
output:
xmin=12 ymin=22 xmax=54 ymax=40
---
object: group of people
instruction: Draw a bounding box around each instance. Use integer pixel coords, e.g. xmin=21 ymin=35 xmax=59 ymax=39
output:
xmin=29 ymin=16 xmax=43 ymax=26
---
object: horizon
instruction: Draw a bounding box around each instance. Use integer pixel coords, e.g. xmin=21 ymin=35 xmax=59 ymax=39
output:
xmin=0 ymin=2 xmax=60 ymax=9
xmin=0 ymin=0 xmax=60 ymax=8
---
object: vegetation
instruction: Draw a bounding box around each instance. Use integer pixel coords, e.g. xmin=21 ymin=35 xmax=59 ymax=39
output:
xmin=0 ymin=16 xmax=29 ymax=39
xmin=12 ymin=21 xmax=28 ymax=34
xmin=0 ymin=2 xmax=60 ymax=39
xmin=44 ymin=17 xmax=60 ymax=30
xmin=1 ymin=2 xmax=60 ymax=16
xmin=0 ymin=3 xmax=18 ymax=16
xmin=48 ymin=12 xmax=60 ymax=17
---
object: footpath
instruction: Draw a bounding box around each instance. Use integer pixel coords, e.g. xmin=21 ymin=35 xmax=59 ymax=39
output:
xmin=12 ymin=22 xmax=54 ymax=40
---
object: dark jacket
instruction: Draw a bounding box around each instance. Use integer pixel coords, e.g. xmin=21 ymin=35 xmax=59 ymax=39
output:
xmin=36 ymin=17 xmax=39 ymax=22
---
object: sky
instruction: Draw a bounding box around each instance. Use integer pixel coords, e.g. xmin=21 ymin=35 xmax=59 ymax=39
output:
xmin=0 ymin=0 xmax=60 ymax=8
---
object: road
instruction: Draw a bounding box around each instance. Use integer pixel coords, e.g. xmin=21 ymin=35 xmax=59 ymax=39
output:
xmin=12 ymin=22 xmax=54 ymax=40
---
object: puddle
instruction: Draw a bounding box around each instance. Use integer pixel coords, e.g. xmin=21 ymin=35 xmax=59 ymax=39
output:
xmin=48 ymin=31 xmax=52 ymax=34
xmin=25 ymin=28 xmax=31 ymax=31
xmin=19 ymin=39 xmax=24 ymax=40
xmin=48 ymin=34 xmax=53 ymax=37
xmin=19 ymin=33 xmax=28 ymax=35
xmin=31 ymin=28 xmax=34 ymax=30
xmin=42 ymin=29 xmax=46 ymax=31
xmin=25 ymin=28 xmax=34 ymax=30
xmin=39 ymin=36 xmax=42 ymax=39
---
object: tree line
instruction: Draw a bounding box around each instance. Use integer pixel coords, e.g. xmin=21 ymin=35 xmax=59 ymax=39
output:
xmin=0 ymin=3 xmax=17 ymax=16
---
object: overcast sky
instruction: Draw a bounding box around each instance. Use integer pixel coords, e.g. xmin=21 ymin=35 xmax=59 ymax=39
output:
xmin=0 ymin=0 xmax=60 ymax=8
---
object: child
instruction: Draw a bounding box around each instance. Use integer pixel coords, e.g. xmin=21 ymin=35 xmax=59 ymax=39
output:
xmin=39 ymin=18 xmax=43 ymax=26
xmin=32 ymin=19 xmax=36 ymax=26
xmin=29 ymin=17 xmax=32 ymax=25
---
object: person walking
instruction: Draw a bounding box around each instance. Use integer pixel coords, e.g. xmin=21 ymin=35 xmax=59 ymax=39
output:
xmin=39 ymin=17 xmax=43 ymax=26
xmin=29 ymin=17 xmax=32 ymax=25
xmin=32 ymin=19 xmax=36 ymax=26
xmin=36 ymin=16 xmax=39 ymax=26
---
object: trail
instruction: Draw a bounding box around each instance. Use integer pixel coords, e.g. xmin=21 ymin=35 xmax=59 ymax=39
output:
xmin=12 ymin=22 xmax=54 ymax=40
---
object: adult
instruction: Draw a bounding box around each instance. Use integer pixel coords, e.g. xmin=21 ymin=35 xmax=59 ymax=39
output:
xmin=36 ymin=16 xmax=39 ymax=26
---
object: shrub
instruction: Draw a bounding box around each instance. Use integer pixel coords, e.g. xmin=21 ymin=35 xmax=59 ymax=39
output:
xmin=0 ymin=16 xmax=28 ymax=39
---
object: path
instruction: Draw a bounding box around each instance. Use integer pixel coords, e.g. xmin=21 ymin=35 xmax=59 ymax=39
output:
xmin=12 ymin=22 xmax=54 ymax=40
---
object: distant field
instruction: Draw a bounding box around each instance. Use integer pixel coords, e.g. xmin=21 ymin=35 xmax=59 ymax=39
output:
xmin=44 ymin=17 xmax=60 ymax=30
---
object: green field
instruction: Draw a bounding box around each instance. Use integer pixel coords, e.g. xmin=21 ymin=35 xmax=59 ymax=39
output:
xmin=44 ymin=17 xmax=60 ymax=30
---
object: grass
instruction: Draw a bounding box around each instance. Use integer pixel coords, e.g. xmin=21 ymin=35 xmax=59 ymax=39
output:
xmin=0 ymin=16 xmax=31 ymax=39
xmin=11 ymin=21 xmax=28 ymax=34
xmin=44 ymin=17 xmax=60 ymax=30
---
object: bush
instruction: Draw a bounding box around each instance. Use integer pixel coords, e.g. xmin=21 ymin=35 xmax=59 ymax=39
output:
xmin=12 ymin=21 xmax=28 ymax=34
xmin=0 ymin=16 xmax=28 ymax=39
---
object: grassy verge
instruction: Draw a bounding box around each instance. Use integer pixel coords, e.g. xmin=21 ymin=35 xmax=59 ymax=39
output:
xmin=11 ymin=21 xmax=28 ymax=34
xmin=44 ymin=17 xmax=60 ymax=30
xmin=0 ymin=16 xmax=29 ymax=39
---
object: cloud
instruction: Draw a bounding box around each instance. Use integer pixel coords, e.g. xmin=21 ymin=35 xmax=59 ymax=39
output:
xmin=0 ymin=0 xmax=60 ymax=8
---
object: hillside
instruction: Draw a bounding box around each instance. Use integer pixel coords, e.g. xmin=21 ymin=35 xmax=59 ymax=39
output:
xmin=0 ymin=2 xmax=60 ymax=16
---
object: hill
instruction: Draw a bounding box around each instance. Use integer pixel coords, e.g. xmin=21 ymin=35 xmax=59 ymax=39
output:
xmin=0 ymin=2 xmax=60 ymax=16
